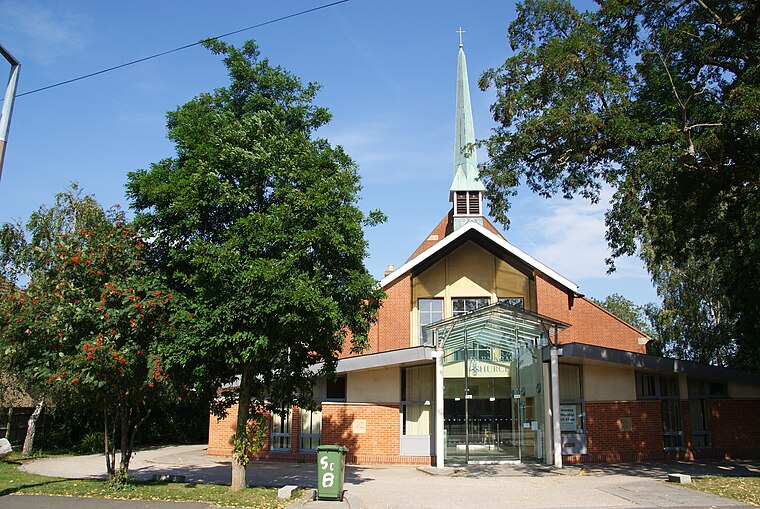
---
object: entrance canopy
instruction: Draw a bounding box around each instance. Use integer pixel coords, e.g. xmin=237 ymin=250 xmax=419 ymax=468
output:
xmin=424 ymin=303 xmax=570 ymax=465
xmin=422 ymin=302 xmax=570 ymax=354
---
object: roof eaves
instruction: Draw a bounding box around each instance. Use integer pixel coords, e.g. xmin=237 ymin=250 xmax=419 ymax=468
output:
xmin=551 ymin=342 xmax=760 ymax=385
xmin=380 ymin=222 xmax=579 ymax=294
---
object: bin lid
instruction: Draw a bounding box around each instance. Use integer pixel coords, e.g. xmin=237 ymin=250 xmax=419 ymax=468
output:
xmin=317 ymin=445 xmax=348 ymax=453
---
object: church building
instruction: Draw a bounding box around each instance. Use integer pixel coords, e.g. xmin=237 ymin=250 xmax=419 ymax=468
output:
xmin=207 ymin=41 xmax=760 ymax=468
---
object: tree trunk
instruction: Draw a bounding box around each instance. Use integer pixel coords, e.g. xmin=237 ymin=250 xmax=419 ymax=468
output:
xmin=21 ymin=399 xmax=43 ymax=456
xmin=4 ymin=407 xmax=12 ymax=440
xmin=104 ymin=404 xmax=114 ymax=478
xmin=231 ymin=366 xmax=252 ymax=492
xmin=117 ymin=404 xmax=151 ymax=481
xmin=116 ymin=402 xmax=130 ymax=481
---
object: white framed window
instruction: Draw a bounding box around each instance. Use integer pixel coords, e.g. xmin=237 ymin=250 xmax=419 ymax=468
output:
xmin=419 ymin=298 xmax=443 ymax=343
xmin=452 ymin=297 xmax=490 ymax=317
xmin=299 ymin=408 xmax=321 ymax=452
xmin=498 ymin=297 xmax=525 ymax=309
xmin=401 ymin=365 xmax=434 ymax=436
xmin=271 ymin=408 xmax=291 ymax=451
xmin=559 ymin=364 xmax=585 ymax=433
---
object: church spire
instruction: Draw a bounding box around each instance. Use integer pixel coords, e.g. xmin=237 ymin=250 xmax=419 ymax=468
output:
xmin=450 ymin=30 xmax=485 ymax=231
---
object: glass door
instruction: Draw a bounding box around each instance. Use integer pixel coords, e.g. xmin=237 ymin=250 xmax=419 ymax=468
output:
xmin=443 ymin=344 xmax=517 ymax=464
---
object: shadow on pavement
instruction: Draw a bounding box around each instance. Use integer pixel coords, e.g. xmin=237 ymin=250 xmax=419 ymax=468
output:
xmin=583 ymin=459 xmax=760 ymax=479
xmin=453 ymin=464 xmax=555 ymax=478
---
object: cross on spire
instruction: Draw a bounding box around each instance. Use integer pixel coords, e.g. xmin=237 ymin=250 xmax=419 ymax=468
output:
xmin=456 ymin=27 xmax=465 ymax=48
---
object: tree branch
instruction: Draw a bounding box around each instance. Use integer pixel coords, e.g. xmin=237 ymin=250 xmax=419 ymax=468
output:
xmin=693 ymin=0 xmax=725 ymax=25
xmin=684 ymin=122 xmax=723 ymax=131
xmin=658 ymin=54 xmax=685 ymax=110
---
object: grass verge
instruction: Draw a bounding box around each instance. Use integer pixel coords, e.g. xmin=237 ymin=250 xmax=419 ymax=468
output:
xmin=688 ymin=476 xmax=760 ymax=506
xmin=0 ymin=453 xmax=295 ymax=508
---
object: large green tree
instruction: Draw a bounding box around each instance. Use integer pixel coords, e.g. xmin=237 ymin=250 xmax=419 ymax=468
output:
xmin=0 ymin=186 xmax=180 ymax=480
xmin=480 ymin=0 xmax=759 ymax=370
xmin=127 ymin=40 xmax=383 ymax=491
xmin=646 ymin=256 xmax=735 ymax=364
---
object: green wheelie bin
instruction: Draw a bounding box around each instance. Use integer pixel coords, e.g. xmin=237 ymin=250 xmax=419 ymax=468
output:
xmin=316 ymin=445 xmax=347 ymax=501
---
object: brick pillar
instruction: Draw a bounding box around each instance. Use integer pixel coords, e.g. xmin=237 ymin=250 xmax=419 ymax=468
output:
xmin=291 ymin=407 xmax=300 ymax=454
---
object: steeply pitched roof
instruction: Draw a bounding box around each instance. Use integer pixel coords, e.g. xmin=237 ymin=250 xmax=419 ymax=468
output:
xmin=405 ymin=211 xmax=505 ymax=262
xmin=382 ymin=220 xmax=579 ymax=294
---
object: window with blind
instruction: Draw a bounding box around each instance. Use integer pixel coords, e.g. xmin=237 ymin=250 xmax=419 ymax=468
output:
xmin=271 ymin=408 xmax=291 ymax=451
xmin=401 ymin=364 xmax=434 ymax=436
xmin=455 ymin=192 xmax=468 ymax=214
xmin=299 ymin=407 xmax=321 ymax=452
xmin=687 ymin=379 xmax=727 ymax=449
xmin=636 ymin=373 xmax=684 ymax=450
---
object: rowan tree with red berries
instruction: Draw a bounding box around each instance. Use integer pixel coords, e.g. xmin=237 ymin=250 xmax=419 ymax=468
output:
xmin=0 ymin=185 xmax=185 ymax=482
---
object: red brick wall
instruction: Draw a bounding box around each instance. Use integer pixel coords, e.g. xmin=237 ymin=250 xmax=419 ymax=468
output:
xmin=710 ymin=399 xmax=760 ymax=458
xmin=207 ymin=402 xmax=432 ymax=465
xmin=576 ymin=401 xmax=664 ymax=462
xmin=406 ymin=212 xmax=505 ymax=262
xmin=210 ymin=399 xmax=760 ymax=465
xmin=563 ymin=399 xmax=760 ymax=463
xmin=322 ymin=403 xmax=429 ymax=465
xmin=208 ymin=405 xmax=237 ymax=457
xmin=407 ymin=213 xmax=453 ymax=261
xmin=535 ymin=274 xmax=645 ymax=353
xmin=341 ymin=273 xmax=411 ymax=357
xmin=338 ymin=273 xmax=412 ymax=358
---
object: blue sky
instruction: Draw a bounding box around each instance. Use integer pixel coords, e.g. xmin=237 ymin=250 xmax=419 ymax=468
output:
xmin=0 ymin=0 xmax=657 ymax=306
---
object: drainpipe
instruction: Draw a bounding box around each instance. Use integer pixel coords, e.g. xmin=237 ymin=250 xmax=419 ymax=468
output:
xmin=0 ymin=44 xmax=21 ymax=183
xmin=550 ymin=324 xmax=562 ymax=468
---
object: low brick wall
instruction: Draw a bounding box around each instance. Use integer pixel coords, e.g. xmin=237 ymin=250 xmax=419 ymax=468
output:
xmin=207 ymin=402 xmax=433 ymax=465
xmin=210 ymin=399 xmax=760 ymax=465
xmin=563 ymin=399 xmax=760 ymax=464
xmin=710 ymin=399 xmax=760 ymax=458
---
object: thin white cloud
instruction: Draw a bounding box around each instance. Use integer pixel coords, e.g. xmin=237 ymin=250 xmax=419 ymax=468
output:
xmin=0 ymin=1 xmax=89 ymax=65
xmin=319 ymin=121 xmax=449 ymax=183
xmin=522 ymin=188 xmax=649 ymax=282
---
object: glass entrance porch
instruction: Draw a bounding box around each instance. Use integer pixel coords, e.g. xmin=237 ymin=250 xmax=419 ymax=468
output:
xmin=423 ymin=303 xmax=567 ymax=465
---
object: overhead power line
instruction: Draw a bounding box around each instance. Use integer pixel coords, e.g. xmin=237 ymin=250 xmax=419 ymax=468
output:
xmin=15 ymin=0 xmax=350 ymax=98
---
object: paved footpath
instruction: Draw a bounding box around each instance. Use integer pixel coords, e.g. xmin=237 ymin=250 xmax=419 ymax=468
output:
xmin=8 ymin=445 xmax=759 ymax=509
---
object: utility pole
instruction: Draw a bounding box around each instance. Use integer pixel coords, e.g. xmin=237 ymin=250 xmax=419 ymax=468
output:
xmin=0 ymin=44 xmax=21 ymax=183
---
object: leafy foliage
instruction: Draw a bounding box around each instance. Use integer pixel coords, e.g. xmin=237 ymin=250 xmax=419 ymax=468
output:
xmin=481 ymin=0 xmax=760 ymax=369
xmin=0 ymin=185 xmax=183 ymax=479
xmin=646 ymin=256 xmax=736 ymax=364
xmin=127 ymin=40 xmax=384 ymax=489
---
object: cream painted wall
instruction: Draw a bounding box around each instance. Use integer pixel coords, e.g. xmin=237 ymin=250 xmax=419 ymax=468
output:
xmin=447 ymin=243 xmax=494 ymax=297
xmin=730 ymin=382 xmax=760 ymax=399
xmin=347 ymin=367 xmax=400 ymax=403
xmin=583 ymin=363 xmax=637 ymax=401
xmin=411 ymin=241 xmax=535 ymax=344
xmin=414 ymin=258 xmax=446 ymax=298
xmin=495 ymin=258 xmax=531 ymax=305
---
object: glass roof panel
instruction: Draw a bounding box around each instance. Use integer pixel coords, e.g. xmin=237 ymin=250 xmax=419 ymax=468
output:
xmin=422 ymin=303 xmax=570 ymax=352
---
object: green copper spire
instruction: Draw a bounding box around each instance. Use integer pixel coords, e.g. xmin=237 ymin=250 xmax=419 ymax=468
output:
xmin=449 ymin=33 xmax=484 ymax=230
xmin=450 ymin=36 xmax=485 ymax=200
